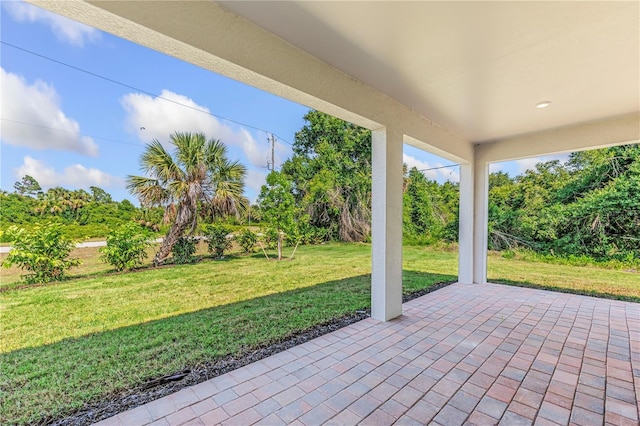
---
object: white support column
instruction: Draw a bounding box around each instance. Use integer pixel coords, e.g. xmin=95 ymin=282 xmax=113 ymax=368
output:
xmin=473 ymin=158 xmax=490 ymax=284
xmin=371 ymin=127 xmax=403 ymax=321
xmin=458 ymin=162 xmax=474 ymax=284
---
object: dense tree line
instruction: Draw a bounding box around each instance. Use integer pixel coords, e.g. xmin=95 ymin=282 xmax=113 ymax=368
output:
xmin=0 ymin=182 xmax=163 ymax=242
xmin=488 ymin=145 xmax=640 ymax=262
xmin=276 ymin=111 xmax=639 ymax=264
xmin=402 ymin=166 xmax=459 ymax=245
xmin=276 ymin=111 xmax=460 ymax=246
xmin=2 ymin=113 xmax=638 ymax=266
xmin=402 ymin=144 xmax=640 ymax=263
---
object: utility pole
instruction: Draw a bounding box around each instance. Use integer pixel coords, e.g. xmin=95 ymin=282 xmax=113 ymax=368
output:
xmin=267 ymin=133 xmax=276 ymax=171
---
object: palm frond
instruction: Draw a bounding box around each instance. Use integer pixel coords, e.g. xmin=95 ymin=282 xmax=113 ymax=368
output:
xmin=128 ymin=131 xmax=247 ymax=230
xmin=212 ymin=158 xmax=247 ymax=184
xmin=204 ymin=138 xmax=228 ymax=168
xmin=126 ymin=175 xmax=170 ymax=206
xmin=174 ymin=132 xmax=206 ymax=176
xmin=141 ymin=140 xmax=184 ymax=183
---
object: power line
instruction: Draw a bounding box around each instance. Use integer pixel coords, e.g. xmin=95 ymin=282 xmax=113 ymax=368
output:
xmin=1 ymin=41 xmax=295 ymax=146
xmin=418 ymin=163 xmax=459 ymax=172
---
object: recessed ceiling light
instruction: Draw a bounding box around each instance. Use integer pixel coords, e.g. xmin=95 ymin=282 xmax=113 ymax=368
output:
xmin=536 ymin=101 xmax=552 ymax=109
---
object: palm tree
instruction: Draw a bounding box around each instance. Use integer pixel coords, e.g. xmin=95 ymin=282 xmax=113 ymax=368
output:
xmin=127 ymin=132 xmax=248 ymax=265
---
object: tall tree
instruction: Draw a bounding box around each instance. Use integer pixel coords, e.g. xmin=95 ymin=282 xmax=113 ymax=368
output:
xmin=281 ymin=111 xmax=372 ymax=242
xmin=127 ymin=132 xmax=247 ymax=265
xmin=487 ymin=171 xmax=521 ymax=249
xmin=404 ymin=167 xmax=437 ymax=237
xmin=13 ymin=175 xmax=42 ymax=197
xmin=402 ymin=167 xmax=459 ymax=244
xmin=258 ymin=171 xmax=297 ymax=260
xmin=90 ymin=186 xmax=113 ymax=203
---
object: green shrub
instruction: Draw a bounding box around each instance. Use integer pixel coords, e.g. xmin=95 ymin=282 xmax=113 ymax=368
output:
xmin=299 ymin=224 xmax=330 ymax=245
xmin=1 ymin=223 xmax=81 ymax=284
xmin=262 ymin=228 xmax=279 ymax=249
xmin=100 ymin=223 xmax=152 ymax=271
xmin=501 ymin=250 xmax=516 ymax=260
xmin=236 ymin=228 xmax=258 ymax=254
xmin=172 ymin=236 xmax=197 ymax=264
xmin=204 ymin=224 xmax=232 ymax=258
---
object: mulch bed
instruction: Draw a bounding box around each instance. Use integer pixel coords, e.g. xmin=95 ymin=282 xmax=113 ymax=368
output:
xmin=44 ymin=281 xmax=455 ymax=426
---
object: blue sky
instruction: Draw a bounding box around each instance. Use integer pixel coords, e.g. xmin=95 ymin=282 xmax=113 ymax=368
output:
xmin=0 ymin=2 xmax=565 ymax=203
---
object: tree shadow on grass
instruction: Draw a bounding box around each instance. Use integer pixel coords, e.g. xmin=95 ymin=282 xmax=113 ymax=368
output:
xmin=1 ymin=270 xmax=456 ymax=426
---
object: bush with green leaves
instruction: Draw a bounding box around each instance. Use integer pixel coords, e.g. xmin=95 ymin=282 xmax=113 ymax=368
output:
xmin=236 ymin=228 xmax=258 ymax=253
xmin=1 ymin=223 xmax=81 ymax=284
xmin=294 ymin=220 xmax=329 ymax=245
xmin=100 ymin=223 xmax=152 ymax=271
xmin=204 ymin=224 xmax=232 ymax=258
xmin=258 ymin=171 xmax=298 ymax=260
xmin=171 ymin=236 xmax=197 ymax=264
xmin=262 ymin=228 xmax=279 ymax=250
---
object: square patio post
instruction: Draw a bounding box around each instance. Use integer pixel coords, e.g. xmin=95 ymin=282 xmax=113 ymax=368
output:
xmin=458 ymin=162 xmax=474 ymax=284
xmin=474 ymin=157 xmax=489 ymax=284
xmin=371 ymin=127 xmax=403 ymax=321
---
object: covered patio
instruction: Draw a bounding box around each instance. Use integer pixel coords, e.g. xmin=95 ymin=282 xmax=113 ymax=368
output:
xmin=96 ymin=283 xmax=639 ymax=425
xmin=34 ymin=0 xmax=640 ymax=322
xmin=33 ymin=1 xmax=639 ymax=425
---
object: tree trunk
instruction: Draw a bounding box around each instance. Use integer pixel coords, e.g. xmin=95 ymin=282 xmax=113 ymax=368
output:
xmin=153 ymin=204 xmax=192 ymax=265
xmin=277 ymin=232 xmax=283 ymax=260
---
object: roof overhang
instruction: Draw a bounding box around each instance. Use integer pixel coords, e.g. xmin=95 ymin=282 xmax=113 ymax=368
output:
xmin=30 ymin=1 xmax=640 ymax=163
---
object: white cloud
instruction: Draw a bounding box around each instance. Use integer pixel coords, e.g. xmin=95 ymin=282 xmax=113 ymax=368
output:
xmin=121 ymin=90 xmax=277 ymax=167
xmin=245 ymin=168 xmax=269 ymax=202
xmin=3 ymin=1 xmax=100 ymax=46
xmin=403 ymin=153 xmax=438 ymax=180
xmin=492 ymin=153 xmax=571 ymax=175
xmin=514 ymin=153 xmax=570 ymax=174
xmin=1 ymin=68 xmax=99 ymax=156
xmin=514 ymin=157 xmax=544 ymax=174
xmin=236 ymin=128 xmax=269 ymax=167
xmin=15 ymin=156 xmax=123 ymax=189
xmin=403 ymin=153 xmax=460 ymax=183
xmin=489 ymin=162 xmax=506 ymax=173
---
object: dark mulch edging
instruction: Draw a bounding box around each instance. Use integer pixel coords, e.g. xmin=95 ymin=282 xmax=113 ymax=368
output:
xmin=44 ymin=281 xmax=455 ymax=426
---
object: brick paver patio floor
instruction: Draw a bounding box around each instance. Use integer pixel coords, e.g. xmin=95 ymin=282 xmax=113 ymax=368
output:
xmin=96 ymin=283 xmax=639 ymax=426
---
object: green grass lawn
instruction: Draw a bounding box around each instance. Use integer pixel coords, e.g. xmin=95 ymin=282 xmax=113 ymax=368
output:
xmin=1 ymin=243 xmax=638 ymax=424
xmin=0 ymin=243 xmax=454 ymax=424
xmin=0 ymin=242 xmax=206 ymax=290
xmin=488 ymin=253 xmax=640 ymax=302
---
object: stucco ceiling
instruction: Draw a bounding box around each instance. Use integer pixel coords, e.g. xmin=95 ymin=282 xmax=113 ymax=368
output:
xmin=220 ymin=1 xmax=640 ymax=143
